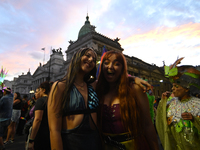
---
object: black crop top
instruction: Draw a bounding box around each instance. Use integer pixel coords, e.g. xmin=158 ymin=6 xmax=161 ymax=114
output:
xmin=13 ymin=99 xmax=22 ymax=110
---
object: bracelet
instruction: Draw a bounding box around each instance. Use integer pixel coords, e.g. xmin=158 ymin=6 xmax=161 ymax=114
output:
xmin=29 ymin=138 xmax=34 ymax=143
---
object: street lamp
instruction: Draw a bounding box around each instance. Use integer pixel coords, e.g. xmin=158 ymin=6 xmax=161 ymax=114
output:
xmin=29 ymin=90 xmax=34 ymax=99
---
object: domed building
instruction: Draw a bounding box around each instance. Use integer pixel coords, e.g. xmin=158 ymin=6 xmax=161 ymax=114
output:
xmin=78 ymin=14 xmax=96 ymax=39
xmin=12 ymin=14 xmax=171 ymax=99
xmin=58 ymin=14 xmax=171 ymax=98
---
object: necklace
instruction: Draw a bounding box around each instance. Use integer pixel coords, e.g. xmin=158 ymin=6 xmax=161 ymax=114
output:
xmin=167 ymin=97 xmax=200 ymax=124
xmin=74 ymin=82 xmax=85 ymax=91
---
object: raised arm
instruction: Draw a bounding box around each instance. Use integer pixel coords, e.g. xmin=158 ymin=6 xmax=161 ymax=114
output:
xmin=48 ymin=82 xmax=64 ymax=150
xmin=133 ymin=84 xmax=159 ymax=150
xmin=13 ymin=99 xmax=21 ymax=105
xmin=129 ymin=76 xmax=152 ymax=92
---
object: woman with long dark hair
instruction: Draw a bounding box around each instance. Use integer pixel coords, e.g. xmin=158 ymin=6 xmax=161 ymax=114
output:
xmin=96 ymin=51 xmax=159 ymax=150
xmin=4 ymin=92 xmax=22 ymax=144
xmin=48 ymin=47 xmax=102 ymax=150
xmin=28 ymin=81 xmax=52 ymax=150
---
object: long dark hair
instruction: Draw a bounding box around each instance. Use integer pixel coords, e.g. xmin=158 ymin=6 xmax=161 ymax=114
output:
xmin=15 ymin=92 xmax=22 ymax=100
xmin=59 ymin=47 xmax=97 ymax=114
xmin=96 ymin=51 xmax=142 ymax=148
xmin=39 ymin=81 xmax=53 ymax=95
xmin=39 ymin=81 xmax=53 ymax=106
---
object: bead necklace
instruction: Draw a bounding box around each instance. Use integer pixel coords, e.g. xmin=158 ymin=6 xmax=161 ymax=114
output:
xmin=167 ymin=97 xmax=200 ymax=143
xmin=167 ymin=97 xmax=200 ymax=124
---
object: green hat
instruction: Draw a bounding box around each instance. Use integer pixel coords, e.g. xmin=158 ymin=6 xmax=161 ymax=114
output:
xmin=165 ymin=57 xmax=200 ymax=95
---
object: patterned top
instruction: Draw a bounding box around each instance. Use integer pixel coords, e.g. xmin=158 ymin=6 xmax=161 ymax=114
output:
xmin=63 ymin=84 xmax=99 ymax=116
xmin=156 ymin=96 xmax=200 ymax=150
xmin=167 ymin=97 xmax=200 ymax=123
xmin=61 ymin=84 xmax=102 ymax=150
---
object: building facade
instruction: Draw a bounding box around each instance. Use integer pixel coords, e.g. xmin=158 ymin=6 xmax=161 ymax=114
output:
xmin=8 ymin=14 xmax=174 ymax=99
xmin=64 ymin=15 xmax=171 ymax=98
xmin=32 ymin=49 xmax=64 ymax=92
xmin=12 ymin=70 xmax=33 ymax=98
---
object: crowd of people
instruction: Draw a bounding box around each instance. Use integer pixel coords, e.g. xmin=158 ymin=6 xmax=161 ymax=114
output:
xmin=0 ymin=88 xmax=37 ymax=150
xmin=0 ymin=47 xmax=200 ymax=150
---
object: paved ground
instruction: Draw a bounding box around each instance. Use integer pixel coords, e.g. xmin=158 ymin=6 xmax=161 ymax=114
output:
xmin=3 ymin=133 xmax=163 ymax=150
xmin=3 ymin=134 xmax=27 ymax=150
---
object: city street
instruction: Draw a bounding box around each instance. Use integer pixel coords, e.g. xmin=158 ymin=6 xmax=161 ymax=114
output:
xmin=3 ymin=134 xmax=163 ymax=150
xmin=3 ymin=134 xmax=26 ymax=150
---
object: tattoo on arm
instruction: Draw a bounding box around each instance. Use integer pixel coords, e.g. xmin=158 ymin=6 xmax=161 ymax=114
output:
xmin=55 ymin=113 xmax=61 ymax=118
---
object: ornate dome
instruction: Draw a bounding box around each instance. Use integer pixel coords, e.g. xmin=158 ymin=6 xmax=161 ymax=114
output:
xmin=78 ymin=15 xmax=95 ymax=39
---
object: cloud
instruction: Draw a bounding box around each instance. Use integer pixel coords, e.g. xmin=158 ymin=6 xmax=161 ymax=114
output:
xmin=0 ymin=0 xmax=96 ymax=80
xmin=122 ymin=22 xmax=200 ymax=66
xmin=94 ymin=0 xmax=200 ymax=40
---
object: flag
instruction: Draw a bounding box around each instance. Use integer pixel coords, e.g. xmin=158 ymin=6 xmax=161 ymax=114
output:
xmin=0 ymin=67 xmax=8 ymax=84
xmin=41 ymin=48 xmax=45 ymax=50
xmin=96 ymin=46 xmax=107 ymax=78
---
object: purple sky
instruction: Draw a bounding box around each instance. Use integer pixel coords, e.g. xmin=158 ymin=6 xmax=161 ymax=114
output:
xmin=1 ymin=0 xmax=200 ymax=81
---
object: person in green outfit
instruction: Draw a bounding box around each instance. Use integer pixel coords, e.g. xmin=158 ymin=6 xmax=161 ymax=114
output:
xmin=144 ymin=79 xmax=155 ymax=123
xmin=156 ymin=57 xmax=200 ymax=150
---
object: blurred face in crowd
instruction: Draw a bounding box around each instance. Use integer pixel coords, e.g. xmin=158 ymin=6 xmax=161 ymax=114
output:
xmin=34 ymin=88 xmax=40 ymax=100
xmin=14 ymin=93 xmax=17 ymax=99
xmin=3 ymin=90 xmax=6 ymax=96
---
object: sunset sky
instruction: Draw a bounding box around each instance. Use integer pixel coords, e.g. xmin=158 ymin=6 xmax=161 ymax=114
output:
xmin=1 ymin=0 xmax=200 ymax=81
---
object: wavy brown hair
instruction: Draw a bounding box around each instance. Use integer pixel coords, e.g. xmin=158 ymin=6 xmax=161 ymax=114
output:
xmin=58 ymin=47 xmax=97 ymax=114
xmin=96 ymin=51 xmax=142 ymax=146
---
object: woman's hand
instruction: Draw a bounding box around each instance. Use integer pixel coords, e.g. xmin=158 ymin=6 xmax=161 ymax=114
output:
xmin=28 ymin=142 xmax=34 ymax=150
xmin=134 ymin=77 xmax=152 ymax=92
xmin=181 ymin=112 xmax=194 ymax=122
xmin=161 ymin=91 xmax=171 ymax=99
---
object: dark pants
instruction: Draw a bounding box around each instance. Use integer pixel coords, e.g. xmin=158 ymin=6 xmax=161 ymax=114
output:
xmin=0 ymin=120 xmax=10 ymax=137
xmin=16 ymin=119 xmax=26 ymax=135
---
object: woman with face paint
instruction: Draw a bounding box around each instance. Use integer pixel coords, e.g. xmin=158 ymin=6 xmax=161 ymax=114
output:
xmin=156 ymin=58 xmax=200 ymax=150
